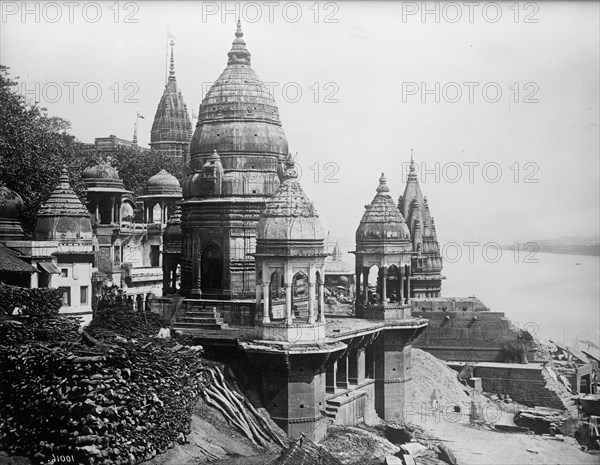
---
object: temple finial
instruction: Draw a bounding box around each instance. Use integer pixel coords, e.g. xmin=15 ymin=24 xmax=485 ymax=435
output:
xmin=133 ymin=121 xmax=138 ymax=145
xmin=377 ymin=173 xmax=389 ymax=194
xmin=168 ymin=40 xmax=176 ymax=80
xmin=228 ymin=19 xmax=251 ymax=65
xmin=410 ymin=149 xmax=415 ymax=172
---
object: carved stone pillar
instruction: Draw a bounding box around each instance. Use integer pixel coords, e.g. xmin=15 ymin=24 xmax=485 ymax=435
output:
xmin=262 ymin=282 xmax=270 ymax=323
xmin=308 ymin=280 xmax=316 ymax=324
xmin=285 ymin=283 xmax=292 ymax=324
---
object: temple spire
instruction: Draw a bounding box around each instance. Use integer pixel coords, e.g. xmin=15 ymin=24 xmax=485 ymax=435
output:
xmin=227 ymin=19 xmax=251 ymax=65
xmin=168 ymin=40 xmax=176 ymax=81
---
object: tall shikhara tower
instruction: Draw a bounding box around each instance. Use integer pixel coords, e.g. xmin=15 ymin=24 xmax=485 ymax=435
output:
xmin=398 ymin=156 xmax=444 ymax=298
xmin=150 ymin=41 xmax=193 ymax=163
xmin=180 ymin=21 xmax=289 ymax=298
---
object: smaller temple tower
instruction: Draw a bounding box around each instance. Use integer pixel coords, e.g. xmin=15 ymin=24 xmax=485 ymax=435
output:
xmin=150 ymin=41 xmax=193 ymax=164
xmin=241 ymin=155 xmax=339 ymax=442
xmin=33 ymin=168 xmax=95 ymax=319
xmin=253 ymin=155 xmax=328 ymax=342
xmin=352 ymin=173 xmax=427 ymax=423
xmin=353 ymin=173 xmax=414 ymax=320
xmin=399 ymin=156 xmax=444 ymax=298
xmin=82 ymin=160 xmax=128 ymax=282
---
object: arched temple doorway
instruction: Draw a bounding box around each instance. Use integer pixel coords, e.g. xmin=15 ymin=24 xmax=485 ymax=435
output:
xmin=201 ymin=243 xmax=223 ymax=296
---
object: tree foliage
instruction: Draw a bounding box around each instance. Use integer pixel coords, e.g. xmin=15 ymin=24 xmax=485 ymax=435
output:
xmin=0 ymin=65 xmax=187 ymax=237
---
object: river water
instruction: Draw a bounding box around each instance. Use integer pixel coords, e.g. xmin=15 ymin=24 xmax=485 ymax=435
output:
xmin=442 ymin=248 xmax=600 ymax=345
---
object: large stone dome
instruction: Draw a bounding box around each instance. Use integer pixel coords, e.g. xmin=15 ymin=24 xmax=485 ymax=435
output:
xmin=0 ymin=184 xmax=25 ymax=240
xmin=256 ymin=157 xmax=324 ymax=255
xmin=186 ymin=21 xmax=288 ymax=198
xmin=356 ymin=174 xmax=411 ymax=243
xmin=143 ymin=170 xmax=182 ymax=198
xmin=34 ymin=168 xmax=93 ymax=242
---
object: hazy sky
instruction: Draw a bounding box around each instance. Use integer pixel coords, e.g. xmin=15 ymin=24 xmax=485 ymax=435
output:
xmin=2 ymin=1 xmax=599 ymax=246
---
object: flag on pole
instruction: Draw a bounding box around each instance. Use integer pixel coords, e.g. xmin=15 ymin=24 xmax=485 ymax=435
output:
xmin=167 ymin=28 xmax=176 ymax=40
xmin=137 ymin=111 xmax=145 ymax=119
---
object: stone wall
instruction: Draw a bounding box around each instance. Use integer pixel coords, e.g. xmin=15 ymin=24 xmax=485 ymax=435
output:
xmin=465 ymin=363 xmax=567 ymax=410
xmin=412 ymin=310 xmax=536 ymax=362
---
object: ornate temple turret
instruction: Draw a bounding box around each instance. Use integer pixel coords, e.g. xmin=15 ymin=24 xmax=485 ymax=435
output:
xmin=34 ymin=168 xmax=93 ymax=242
xmin=82 ymin=160 xmax=127 ymax=279
xmin=0 ymin=183 xmax=25 ymax=242
xmin=180 ymin=21 xmax=289 ymax=298
xmin=353 ymin=173 xmax=413 ymax=320
xmin=150 ymin=41 xmax=193 ymax=163
xmin=253 ymin=155 xmax=328 ymax=342
xmin=398 ymin=154 xmax=444 ymax=298
xmin=138 ymin=169 xmax=182 ymax=225
xmin=82 ymin=160 xmax=127 ymax=227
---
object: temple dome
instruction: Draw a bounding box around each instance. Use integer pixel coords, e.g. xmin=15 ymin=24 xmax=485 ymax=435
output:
xmin=256 ymin=157 xmax=324 ymax=244
xmin=82 ymin=160 xmax=126 ymax=193
xmin=188 ymin=21 xmax=288 ymax=181
xmin=356 ymin=173 xmax=411 ymax=242
xmin=0 ymin=184 xmax=25 ymax=240
xmin=0 ymin=184 xmax=24 ymax=219
xmin=143 ymin=170 xmax=182 ymax=198
xmin=82 ymin=161 xmax=120 ymax=180
xmin=34 ymin=168 xmax=93 ymax=241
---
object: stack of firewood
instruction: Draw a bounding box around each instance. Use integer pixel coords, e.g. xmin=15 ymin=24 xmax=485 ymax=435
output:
xmin=1 ymin=313 xmax=284 ymax=464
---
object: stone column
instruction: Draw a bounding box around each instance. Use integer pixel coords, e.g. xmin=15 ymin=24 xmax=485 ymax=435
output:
xmin=326 ymin=360 xmax=337 ymax=393
xmin=357 ymin=348 xmax=366 ymax=384
xmin=355 ymin=267 xmax=362 ymax=301
xmin=374 ymin=329 xmax=412 ymax=422
xmin=362 ymin=268 xmax=369 ymax=304
xmin=95 ymin=203 xmax=100 ymax=224
xmin=398 ymin=265 xmax=404 ymax=302
xmin=336 ymin=354 xmax=349 ymax=389
xmin=318 ymin=280 xmax=325 ymax=323
xmin=382 ymin=266 xmax=388 ymax=303
xmin=308 ymin=279 xmax=316 ymax=324
xmin=348 ymin=348 xmax=358 ymax=385
xmin=262 ymin=282 xmax=271 ymax=323
xmin=406 ymin=266 xmax=411 ymax=301
xmin=285 ymin=283 xmax=292 ymax=324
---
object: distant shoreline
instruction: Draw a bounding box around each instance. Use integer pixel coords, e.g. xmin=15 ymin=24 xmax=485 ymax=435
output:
xmin=500 ymin=242 xmax=599 ymax=257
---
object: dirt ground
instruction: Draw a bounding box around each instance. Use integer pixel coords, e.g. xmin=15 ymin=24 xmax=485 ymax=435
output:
xmin=411 ymin=412 xmax=598 ymax=465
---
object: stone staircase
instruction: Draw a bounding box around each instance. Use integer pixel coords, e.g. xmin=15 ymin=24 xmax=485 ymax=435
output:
xmin=324 ymin=398 xmax=341 ymax=423
xmin=172 ymin=299 xmax=229 ymax=331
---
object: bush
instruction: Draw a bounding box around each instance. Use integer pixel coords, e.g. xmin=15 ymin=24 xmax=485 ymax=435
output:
xmin=0 ymin=283 xmax=61 ymax=319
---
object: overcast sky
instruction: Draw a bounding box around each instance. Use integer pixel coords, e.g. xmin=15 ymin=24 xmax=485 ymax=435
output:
xmin=2 ymin=1 xmax=599 ymax=246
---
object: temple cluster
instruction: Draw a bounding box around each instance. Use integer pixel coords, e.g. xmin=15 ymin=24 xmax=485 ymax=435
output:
xmin=0 ymin=22 xmax=445 ymax=442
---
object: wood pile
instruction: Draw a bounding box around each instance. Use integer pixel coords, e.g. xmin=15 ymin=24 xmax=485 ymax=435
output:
xmin=0 ymin=310 xmax=285 ymax=464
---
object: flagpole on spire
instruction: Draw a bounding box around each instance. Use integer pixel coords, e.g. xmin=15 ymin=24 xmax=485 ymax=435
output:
xmin=133 ymin=111 xmax=145 ymax=147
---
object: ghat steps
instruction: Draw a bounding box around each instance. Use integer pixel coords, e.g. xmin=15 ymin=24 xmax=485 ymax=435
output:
xmin=173 ymin=300 xmax=229 ymax=331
